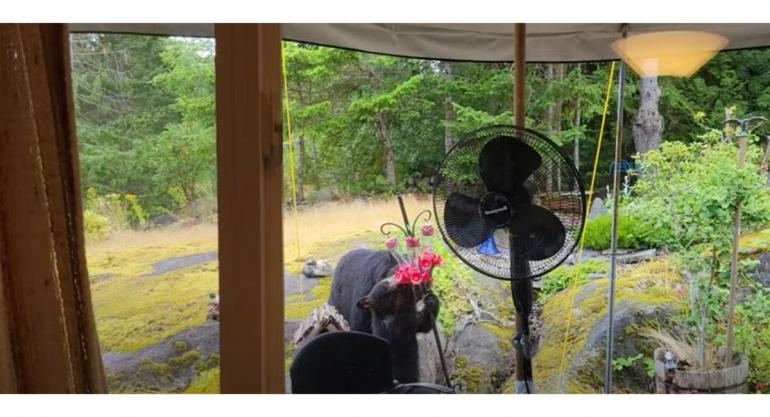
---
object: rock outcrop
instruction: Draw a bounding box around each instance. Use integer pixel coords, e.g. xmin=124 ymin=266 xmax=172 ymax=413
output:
xmin=533 ymin=259 xmax=684 ymax=393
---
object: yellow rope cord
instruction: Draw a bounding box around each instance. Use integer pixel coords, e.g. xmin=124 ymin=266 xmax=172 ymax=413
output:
xmin=556 ymin=61 xmax=617 ymax=379
xmin=281 ymin=44 xmax=302 ymax=264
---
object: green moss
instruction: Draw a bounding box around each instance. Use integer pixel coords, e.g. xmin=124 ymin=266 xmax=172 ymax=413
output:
xmin=450 ymin=356 xmax=485 ymax=393
xmin=185 ymin=368 xmax=220 ymax=394
xmin=137 ymin=357 xmax=173 ymax=383
xmin=88 ymin=241 xmax=217 ymax=277
xmin=174 ymin=340 xmax=189 ymax=354
xmin=285 ymin=341 xmax=297 ymax=373
xmin=740 ymin=227 xmax=770 ymax=253
xmin=206 ymin=353 xmax=220 ymax=369
xmin=168 ymin=350 xmax=202 ymax=367
xmin=534 ymin=258 xmax=684 ymax=393
xmin=91 ymin=260 xmax=218 ymax=352
xmin=284 ymin=279 xmax=333 ymax=321
xmin=479 ymin=321 xmax=513 ymax=352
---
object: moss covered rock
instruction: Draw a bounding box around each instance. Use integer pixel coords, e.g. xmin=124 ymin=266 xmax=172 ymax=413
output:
xmin=534 ymin=259 xmax=685 ymax=393
xmin=446 ymin=316 xmax=515 ymax=393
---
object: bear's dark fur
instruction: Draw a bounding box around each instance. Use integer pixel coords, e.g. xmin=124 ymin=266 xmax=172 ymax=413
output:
xmin=328 ymin=248 xmax=439 ymax=384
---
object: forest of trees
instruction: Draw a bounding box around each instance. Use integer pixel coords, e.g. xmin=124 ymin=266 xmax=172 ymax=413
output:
xmin=70 ymin=34 xmax=770 ymax=222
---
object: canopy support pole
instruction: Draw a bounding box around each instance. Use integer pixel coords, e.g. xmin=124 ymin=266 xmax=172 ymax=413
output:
xmin=605 ymin=59 xmax=626 ymax=395
xmin=511 ymin=22 xmax=535 ymax=394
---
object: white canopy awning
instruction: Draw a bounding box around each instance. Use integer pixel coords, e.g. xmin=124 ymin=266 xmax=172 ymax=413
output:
xmin=69 ymin=23 xmax=770 ymax=62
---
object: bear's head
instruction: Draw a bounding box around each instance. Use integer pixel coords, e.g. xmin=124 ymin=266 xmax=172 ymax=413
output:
xmin=356 ymin=276 xmax=424 ymax=383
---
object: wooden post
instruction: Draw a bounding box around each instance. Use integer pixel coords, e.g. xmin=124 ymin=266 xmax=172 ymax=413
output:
xmin=725 ymin=134 xmax=747 ymax=367
xmin=215 ymin=24 xmax=285 ymax=393
xmin=514 ymin=24 xmax=526 ymax=126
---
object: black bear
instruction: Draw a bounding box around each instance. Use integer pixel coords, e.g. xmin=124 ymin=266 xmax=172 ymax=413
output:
xmin=328 ymin=248 xmax=439 ymax=384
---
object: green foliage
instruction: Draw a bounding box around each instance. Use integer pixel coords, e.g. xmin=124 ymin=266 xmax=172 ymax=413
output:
xmin=582 ymin=213 xmax=656 ymax=250
xmin=429 ymin=239 xmax=475 ymax=335
xmin=539 ymin=259 xmax=608 ymax=301
xmin=732 ymin=291 xmax=770 ymax=392
xmin=73 ymin=34 xmax=215 ymax=218
xmin=643 ymin=357 xmax=655 ymax=378
xmin=83 ymin=209 xmax=111 ymax=241
xmin=612 ymin=353 xmax=643 ymax=372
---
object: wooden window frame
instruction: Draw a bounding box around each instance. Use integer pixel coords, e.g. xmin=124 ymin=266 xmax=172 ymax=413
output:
xmin=215 ymin=23 xmax=285 ymax=393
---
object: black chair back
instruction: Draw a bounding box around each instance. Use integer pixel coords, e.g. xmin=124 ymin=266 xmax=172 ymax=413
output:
xmin=290 ymin=331 xmax=394 ymax=394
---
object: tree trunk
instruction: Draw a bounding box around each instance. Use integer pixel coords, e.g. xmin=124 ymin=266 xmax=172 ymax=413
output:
xmin=555 ymin=64 xmax=564 ymax=190
xmin=309 ymin=136 xmax=319 ymax=188
xmin=442 ymin=61 xmax=456 ymax=154
xmin=632 ymin=76 xmax=663 ymax=154
xmin=296 ymin=136 xmax=305 ymax=203
xmin=375 ymin=113 xmax=396 ymax=185
xmin=574 ymin=64 xmax=582 ymax=168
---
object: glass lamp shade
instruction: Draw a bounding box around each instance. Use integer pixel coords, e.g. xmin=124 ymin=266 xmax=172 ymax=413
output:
xmin=611 ymin=31 xmax=728 ymax=77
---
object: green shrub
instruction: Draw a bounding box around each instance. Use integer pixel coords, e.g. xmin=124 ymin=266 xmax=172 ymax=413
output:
xmin=582 ymin=213 xmax=655 ymax=251
xmin=630 ymin=140 xmax=770 ymax=251
xmin=539 ymin=259 xmax=608 ymax=300
xmin=83 ymin=209 xmax=111 ymax=241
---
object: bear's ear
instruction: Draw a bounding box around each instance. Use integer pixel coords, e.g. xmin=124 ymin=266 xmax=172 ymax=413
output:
xmin=356 ymin=296 xmax=373 ymax=310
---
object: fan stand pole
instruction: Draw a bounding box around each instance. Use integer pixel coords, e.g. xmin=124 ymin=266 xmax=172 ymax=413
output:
xmin=510 ymin=234 xmax=534 ymax=394
xmin=511 ymin=22 xmax=535 ymax=394
xmin=604 ymin=58 xmax=626 ymax=395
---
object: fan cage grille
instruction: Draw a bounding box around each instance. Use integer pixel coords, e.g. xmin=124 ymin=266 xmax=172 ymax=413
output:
xmin=433 ymin=125 xmax=586 ymax=281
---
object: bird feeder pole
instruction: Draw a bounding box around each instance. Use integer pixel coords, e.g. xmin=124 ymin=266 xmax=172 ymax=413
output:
xmin=724 ymin=132 xmax=746 ymax=367
xmin=605 ymin=25 xmax=628 ymax=395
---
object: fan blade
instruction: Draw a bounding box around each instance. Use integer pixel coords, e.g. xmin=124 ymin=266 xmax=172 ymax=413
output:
xmin=478 ymin=136 xmax=542 ymax=196
xmin=511 ymin=204 xmax=566 ymax=261
xmin=444 ymin=192 xmax=490 ymax=248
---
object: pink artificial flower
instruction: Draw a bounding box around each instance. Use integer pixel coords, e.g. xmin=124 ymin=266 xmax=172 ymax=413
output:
xmin=385 ymin=236 xmax=398 ymax=250
xmin=405 ymin=236 xmax=420 ymax=248
xmin=421 ymin=271 xmax=432 ymax=284
xmin=420 ymin=222 xmax=434 ymax=237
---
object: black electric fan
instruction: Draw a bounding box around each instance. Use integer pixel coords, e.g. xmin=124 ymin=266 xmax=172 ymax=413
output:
xmin=432 ymin=125 xmax=586 ymax=393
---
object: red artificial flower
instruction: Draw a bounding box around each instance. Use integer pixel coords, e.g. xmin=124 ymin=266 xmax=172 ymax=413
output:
xmin=394 ymin=263 xmax=434 ymax=285
xmin=419 ymin=257 xmax=433 ymax=270
xmin=419 ymin=249 xmax=443 ymax=267
xmin=395 ymin=264 xmax=412 ymax=285
xmin=420 ymin=222 xmax=434 ymax=237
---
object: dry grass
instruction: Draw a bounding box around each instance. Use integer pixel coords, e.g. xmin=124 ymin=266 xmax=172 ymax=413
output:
xmin=282 ymin=194 xmax=433 ymax=263
xmin=639 ymin=327 xmax=721 ymax=369
xmin=87 ymin=194 xmax=431 ymax=264
xmin=87 ymin=222 xmax=218 ymax=257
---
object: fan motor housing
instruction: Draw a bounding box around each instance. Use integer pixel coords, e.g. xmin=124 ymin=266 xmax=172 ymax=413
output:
xmin=480 ymin=192 xmax=512 ymax=228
